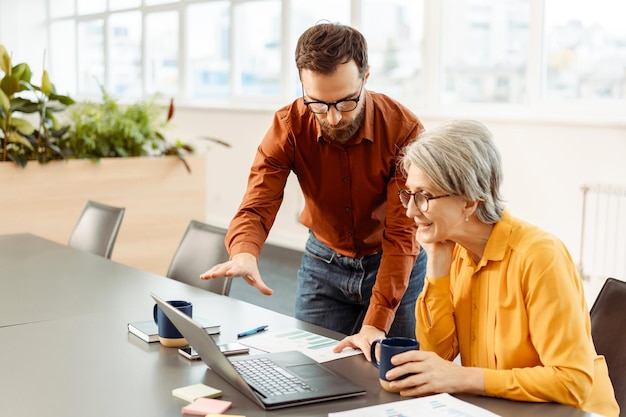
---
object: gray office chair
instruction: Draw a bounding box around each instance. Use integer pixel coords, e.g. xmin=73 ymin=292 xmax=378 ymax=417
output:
xmin=68 ymin=200 xmax=125 ymax=259
xmin=166 ymin=220 xmax=232 ymax=296
xmin=590 ymin=277 xmax=626 ymax=414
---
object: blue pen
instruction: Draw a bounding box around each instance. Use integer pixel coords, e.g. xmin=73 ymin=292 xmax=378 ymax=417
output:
xmin=237 ymin=325 xmax=268 ymax=338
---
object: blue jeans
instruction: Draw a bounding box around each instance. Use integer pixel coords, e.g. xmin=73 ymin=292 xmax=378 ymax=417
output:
xmin=295 ymin=232 xmax=427 ymax=338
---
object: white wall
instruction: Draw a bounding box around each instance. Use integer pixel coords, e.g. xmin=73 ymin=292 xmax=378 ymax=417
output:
xmin=168 ymin=106 xmax=626 ymax=301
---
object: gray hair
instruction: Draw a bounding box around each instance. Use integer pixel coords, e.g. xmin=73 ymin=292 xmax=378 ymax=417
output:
xmin=401 ymin=120 xmax=505 ymax=224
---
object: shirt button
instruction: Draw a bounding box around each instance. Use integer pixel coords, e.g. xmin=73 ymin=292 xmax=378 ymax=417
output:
xmin=347 ymin=232 xmax=353 ymax=237
xmin=345 ymin=207 xmax=351 ymax=212
xmin=343 ymin=177 xmax=349 ymax=183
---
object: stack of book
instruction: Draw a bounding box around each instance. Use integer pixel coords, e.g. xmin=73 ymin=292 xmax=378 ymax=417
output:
xmin=128 ymin=317 xmax=220 ymax=343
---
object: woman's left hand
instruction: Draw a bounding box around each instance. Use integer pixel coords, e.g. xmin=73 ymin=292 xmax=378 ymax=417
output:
xmin=417 ymin=239 xmax=456 ymax=279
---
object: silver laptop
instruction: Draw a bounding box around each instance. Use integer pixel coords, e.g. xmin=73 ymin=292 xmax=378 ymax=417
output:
xmin=151 ymin=293 xmax=366 ymax=410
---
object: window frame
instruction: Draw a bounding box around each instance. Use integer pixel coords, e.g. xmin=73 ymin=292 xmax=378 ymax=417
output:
xmin=40 ymin=0 xmax=626 ymax=126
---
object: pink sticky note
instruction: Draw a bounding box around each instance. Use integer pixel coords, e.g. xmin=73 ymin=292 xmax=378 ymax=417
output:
xmin=181 ymin=397 xmax=232 ymax=415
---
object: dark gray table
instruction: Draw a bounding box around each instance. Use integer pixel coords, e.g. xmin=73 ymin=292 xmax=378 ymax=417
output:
xmin=0 ymin=234 xmax=594 ymax=416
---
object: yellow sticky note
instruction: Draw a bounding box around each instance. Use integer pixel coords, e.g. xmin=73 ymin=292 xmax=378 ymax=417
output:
xmin=172 ymin=383 xmax=222 ymax=402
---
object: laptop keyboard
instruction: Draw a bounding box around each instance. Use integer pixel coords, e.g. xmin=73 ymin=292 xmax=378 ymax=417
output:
xmin=232 ymin=357 xmax=314 ymax=398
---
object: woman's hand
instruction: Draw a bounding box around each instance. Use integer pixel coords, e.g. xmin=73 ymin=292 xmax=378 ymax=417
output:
xmin=385 ymin=350 xmax=485 ymax=396
xmin=417 ymin=239 xmax=455 ymax=279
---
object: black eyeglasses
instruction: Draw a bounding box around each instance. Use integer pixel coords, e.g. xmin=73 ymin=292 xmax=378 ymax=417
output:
xmin=398 ymin=189 xmax=451 ymax=212
xmin=302 ymin=80 xmax=364 ymax=114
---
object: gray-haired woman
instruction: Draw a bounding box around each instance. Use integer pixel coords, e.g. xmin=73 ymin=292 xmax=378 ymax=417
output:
xmin=386 ymin=120 xmax=618 ymax=416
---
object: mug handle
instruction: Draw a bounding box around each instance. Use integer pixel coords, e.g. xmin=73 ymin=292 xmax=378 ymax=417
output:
xmin=370 ymin=339 xmax=382 ymax=368
xmin=153 ymin=304 xmax=159 ymax=324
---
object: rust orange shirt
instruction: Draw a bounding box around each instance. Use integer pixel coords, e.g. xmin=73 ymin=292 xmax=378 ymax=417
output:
xmin=227 ymin=90 xmax=424 ymax=331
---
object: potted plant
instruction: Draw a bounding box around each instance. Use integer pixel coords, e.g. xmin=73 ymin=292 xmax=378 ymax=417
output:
xmin=61 ymin=86 xmax=197 ymax=172
xmin=0 ymin=45 xmax=229 ymax=275
xmin=0 ymin=45 xmax=75 ymax=167
xmin=1 ymin=44 xmax=198 ymax=171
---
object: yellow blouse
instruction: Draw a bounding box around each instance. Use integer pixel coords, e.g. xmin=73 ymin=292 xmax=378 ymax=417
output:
xmin=415 ymin=211 xmax=619 ymax=417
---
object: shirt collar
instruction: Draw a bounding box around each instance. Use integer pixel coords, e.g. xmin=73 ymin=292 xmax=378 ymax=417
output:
xmin=458 ymin=209 xmax=511 ymax=267
xmin=481 ymin=209 xmax=512 ymax=262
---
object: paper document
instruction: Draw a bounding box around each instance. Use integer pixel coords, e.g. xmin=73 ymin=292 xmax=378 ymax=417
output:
xmin=238 ymin=328 xmax=361 ymax=363
xmin=328 ymin=393 xmax=501 ymax=417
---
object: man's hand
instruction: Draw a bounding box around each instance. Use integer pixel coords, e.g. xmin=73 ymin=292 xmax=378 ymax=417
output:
xmin=200 ymin=252 xmax=273 ymax=295
xmin=333 ymin=325 xmax=385 ymax=361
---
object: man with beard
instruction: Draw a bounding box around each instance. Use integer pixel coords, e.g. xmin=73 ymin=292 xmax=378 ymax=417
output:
xmin=201 ymin=22 xmax=426 ymax=360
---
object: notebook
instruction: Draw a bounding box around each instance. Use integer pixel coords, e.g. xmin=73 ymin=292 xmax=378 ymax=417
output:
xmin=128 ymin=317 xmax=219 ymax=343
xmin=151 ymin=293 xmax=366 ymax=410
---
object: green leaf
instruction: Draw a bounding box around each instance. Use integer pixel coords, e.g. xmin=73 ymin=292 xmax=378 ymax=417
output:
xmin=10 ymin=117 xmax=36 ymax=135
xmin=0 ymin=88 xmax=9 ymax=111
xmin=41 ymin=70 xmax=52 ymax=95
xmin=0 ymin=45 xmax=10 ymax=75
xmin=1 ymin=75 xmax=20 ymax=97
xmin=47 ymin=143 xmax=66 ymax=159
xmin=45 ymin=104 xmax=66 ymax=113
xmin=11 ymin=63 xmax=32 ymax=83
xmin=49 ymin=93 xmax=75 ymax=106
xmin=18 ymin=79 xmax=37 ymax=94
xmin=8 ymin=152 xmax=28 ymax=168
xmin=8 ymin=130 xmax=33 ymax=149
xmin=10 ymin=97 xmax=37 ymax=112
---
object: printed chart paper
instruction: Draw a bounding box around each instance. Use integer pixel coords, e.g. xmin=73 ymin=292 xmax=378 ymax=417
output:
xmin=328 ymin=393 xmax=501 ymax=417
xmin=238 ymin=328 xmax=361 ymax=363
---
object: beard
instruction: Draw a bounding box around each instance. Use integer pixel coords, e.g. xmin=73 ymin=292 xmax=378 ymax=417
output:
xmin=317 ymin=105 xmax=365 ymax=144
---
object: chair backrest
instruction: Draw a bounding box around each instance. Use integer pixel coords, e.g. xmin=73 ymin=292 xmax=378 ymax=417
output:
xmin=590 ymin=277 xmax=626 ymax=413
xmin=166 ymin=220 xmax=232 ymax=296
xmin=68 ymin=200 xmax=125 ymax=259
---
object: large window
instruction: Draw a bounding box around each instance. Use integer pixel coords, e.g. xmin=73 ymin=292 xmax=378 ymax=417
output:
xmin=109 ymin=11 xmax=142 ymax=96
xmin=361 ymin=0 xmax=424 ymax=101
xmin=186 ymin=1 xmax=230 ymax=99
xmin=76 ymin=19 xmax=105 ymax=96
xmin=233 ymin=0 xmax=281 ymax=98
xmin=145 ymin=10 xmax=179 ymax=96
xmin=441 ymin=0 xmax=529 ymax=104
xmin=45 ymin=0 xmax=626 ymax=119
xmin=544 ymin=0 xmax=626 ymax=101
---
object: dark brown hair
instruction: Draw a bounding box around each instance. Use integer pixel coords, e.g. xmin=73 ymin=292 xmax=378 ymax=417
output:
xmin=295 ymin=23 xmax=368 ymax=78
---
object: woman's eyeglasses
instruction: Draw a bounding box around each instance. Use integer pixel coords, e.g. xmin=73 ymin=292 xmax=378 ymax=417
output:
xmin=398 ymin=189 xmax=451 ymax=212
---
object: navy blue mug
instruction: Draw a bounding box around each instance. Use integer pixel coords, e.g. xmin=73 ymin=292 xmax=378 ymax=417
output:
xmin=153 ymin=300 xmax=192 ymax=347
xmin=370 ymin=337 xmax=419 ymax=392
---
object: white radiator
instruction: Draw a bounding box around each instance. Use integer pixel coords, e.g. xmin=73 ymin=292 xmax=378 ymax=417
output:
xmin=578 ymin=184 xmax=626 ymax=283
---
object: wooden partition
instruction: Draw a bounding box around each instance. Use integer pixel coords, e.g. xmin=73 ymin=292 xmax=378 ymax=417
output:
xmin=0 ymin=155 xmax=206 ymax=276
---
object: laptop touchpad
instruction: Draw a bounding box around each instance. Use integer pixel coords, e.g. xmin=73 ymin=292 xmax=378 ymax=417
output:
xmin=288 ymin=364 xmax=334 ymax=379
